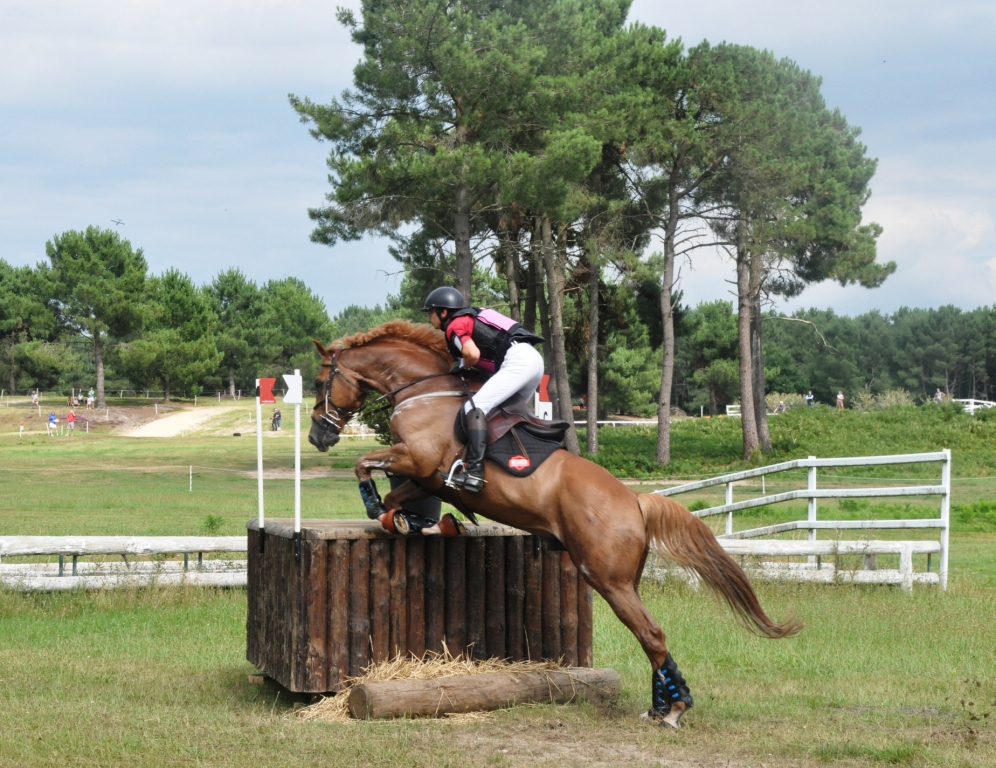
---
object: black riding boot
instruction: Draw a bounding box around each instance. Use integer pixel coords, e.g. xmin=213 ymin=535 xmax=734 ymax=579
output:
xmin=451 ymin=408 xmax=487 ymax=493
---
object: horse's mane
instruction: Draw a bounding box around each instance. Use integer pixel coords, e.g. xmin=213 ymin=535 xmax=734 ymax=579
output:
xmin=332 ymin=320 xmax=448 ymax=357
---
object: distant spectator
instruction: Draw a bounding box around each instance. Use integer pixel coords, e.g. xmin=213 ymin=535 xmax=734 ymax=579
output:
xmin=836 ymin=391 xmax=845 ymax=410
xmin=934 ymin=388 xmax=944 ymax=403
xmin=805 ymin=390 xmax=814 ymax=408
xmin=86 ymin=394 xmax=94 ymax=409
xmin=31 ymin=390 xmax=39 ymax=406
xmin=775 ymin=400 xmax=787 ymax=414
xmin=67 ymin=410 xmax=76 ymax=433
xmin=271 ymin=408 xmax=282 ymax=431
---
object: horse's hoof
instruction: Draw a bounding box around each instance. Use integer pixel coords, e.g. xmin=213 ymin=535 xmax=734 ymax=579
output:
xmin=379 ymin=510 xmax=404 ymax=534
xmin=640 ymin=704 xmax=687 ymax=729
xmin=437 ymin=513 xmax=466 ymax=537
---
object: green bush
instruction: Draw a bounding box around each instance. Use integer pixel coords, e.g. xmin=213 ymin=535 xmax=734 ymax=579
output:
xmin=974 ymin=406 xmax=996 ymax=422
xmin=953 ymin=499 xmax=996 ymax=532
xmin=765 ymin=392 xmax=806 ymax=411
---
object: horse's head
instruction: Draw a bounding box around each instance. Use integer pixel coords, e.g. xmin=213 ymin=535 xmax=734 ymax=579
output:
xmin=309 ymin=340 xmax=365 ymax=452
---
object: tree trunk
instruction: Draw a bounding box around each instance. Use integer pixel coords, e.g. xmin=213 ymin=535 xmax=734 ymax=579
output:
xmin=750 ymin=255 xmax=771 ymax=452
xmin=586 ymin=255 xmax=600 ymax=455
xmin=454 ymin=185 xmax=473 ymax=303
xmin=228 ymin=364 xmax=236 ymax=399
xmin=709 ymin=388 xmax=717 ymax=417
xmin=8 ymin=352 xmax=16 ymax=394
xmin=164 ymin=382 xmax=171 ymax=402
xmin=94 ymin=332 xmax=106 ymax=409
xmin=736 ymin=232 xmax=760 ymax=460
xmin=535 ymin=224 xmax=552 ymax=376
xmin=541 ymin=218 xmax=579 ymax=455
xmin=502 ymin=239 xmax=520 ymax=322
xmin=523 ymin=249 xmax=538 ymax=334
xmin=655 ymin=179 xmax=681 ymax=465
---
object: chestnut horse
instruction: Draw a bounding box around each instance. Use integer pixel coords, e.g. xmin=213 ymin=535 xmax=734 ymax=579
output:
xmin=308 ymin=321 xmax=799 ymax=726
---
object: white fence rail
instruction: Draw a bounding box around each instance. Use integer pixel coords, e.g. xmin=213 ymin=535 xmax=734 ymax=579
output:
xmin=0 ymin=536 xmax=247 ymax=591
xmin=655 ymin=450 xmax=951 ymax=591
xmin=953 ymin=398 xmax=995 ymax=416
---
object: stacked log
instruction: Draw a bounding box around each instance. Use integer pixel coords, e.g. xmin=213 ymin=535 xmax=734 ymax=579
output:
xmin=246 ymin=520 xmax=594 ymax=693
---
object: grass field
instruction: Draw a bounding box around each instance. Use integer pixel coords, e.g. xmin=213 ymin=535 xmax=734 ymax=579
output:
xmin=0 ymin=402 xmax=994 ymax=767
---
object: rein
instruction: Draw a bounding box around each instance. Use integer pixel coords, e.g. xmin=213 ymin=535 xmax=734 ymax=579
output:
xmin=372 ymin=370 xmax=463 ymax=404
xmin=317 ymin=349 xmax=468 ymax=433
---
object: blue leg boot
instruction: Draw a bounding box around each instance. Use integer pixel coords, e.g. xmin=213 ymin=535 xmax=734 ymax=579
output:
xmin=359 ymin=479 xmax=386 ymax=520
xmin=644 ymin=653 xmax=694 ymax=727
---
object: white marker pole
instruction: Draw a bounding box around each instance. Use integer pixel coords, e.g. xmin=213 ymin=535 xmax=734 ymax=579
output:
xmin=255 ymin=379 xmax=265 ymax=538
xmin=282 ymin=369 xmax=305 ymax=562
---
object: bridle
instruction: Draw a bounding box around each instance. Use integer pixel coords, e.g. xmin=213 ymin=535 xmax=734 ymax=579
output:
xmin=314 ymin=347 xmax=468 ymax=435
xmin=314 ymin=348 xmax=364 ymax=434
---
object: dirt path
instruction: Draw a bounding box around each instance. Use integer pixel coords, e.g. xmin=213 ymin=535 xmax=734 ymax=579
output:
xmin=122 ymin=407 xmax=235 ymax=437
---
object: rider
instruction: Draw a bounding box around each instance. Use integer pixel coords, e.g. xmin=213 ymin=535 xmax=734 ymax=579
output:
xmin=423 ymin=286 xmax=545 ymax=492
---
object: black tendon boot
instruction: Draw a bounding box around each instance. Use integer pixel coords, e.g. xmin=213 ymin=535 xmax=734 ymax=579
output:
xmin=358 ymin=479 xmax=387 ymax=520
xmin=646 ymin=653 xmax=694 ymax=727
xmin=451 ymin=408 xmax=487 ymax=492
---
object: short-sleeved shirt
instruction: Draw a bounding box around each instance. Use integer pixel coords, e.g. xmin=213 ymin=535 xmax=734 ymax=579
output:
xmin=67 ymin=413 xmax=75 ymax=423
xmin=445 ymin=316 xmax=476 ymax=351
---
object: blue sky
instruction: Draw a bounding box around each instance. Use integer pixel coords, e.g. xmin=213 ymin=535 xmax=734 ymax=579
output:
xmin=2 ymin=1 xmax=993 ymax=319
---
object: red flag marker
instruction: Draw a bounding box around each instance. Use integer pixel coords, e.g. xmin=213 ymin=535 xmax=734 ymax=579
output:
xmin=258 ymin=378 xmax=277 ymax=404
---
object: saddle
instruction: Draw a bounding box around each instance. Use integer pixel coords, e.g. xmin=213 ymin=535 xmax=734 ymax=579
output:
xmin=456 ymin=393 xmax=571 ymax=446
xmin=484 ymin=395 xmax=571 ymax=445
xmin=454 ymin=394 xmax=570 ymax=479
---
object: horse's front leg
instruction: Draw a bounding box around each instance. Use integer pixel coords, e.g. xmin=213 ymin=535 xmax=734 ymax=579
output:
xmin=355 ymin=443 xmax=418 ymax=519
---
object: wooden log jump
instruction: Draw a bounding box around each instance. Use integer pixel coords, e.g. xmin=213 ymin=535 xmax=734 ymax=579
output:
xmin=348 ymin=667 xmax=620 ymax=719
xmin=247 ymin=520 xmax=595 ymax=693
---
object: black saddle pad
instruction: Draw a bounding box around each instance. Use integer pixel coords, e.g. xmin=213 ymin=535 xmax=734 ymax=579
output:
xmin=486 ymin=425 xmax=565 ymax=477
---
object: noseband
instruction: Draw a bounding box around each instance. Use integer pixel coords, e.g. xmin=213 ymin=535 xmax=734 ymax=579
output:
xmin=315 ymin=349 xmax=363 ymax=434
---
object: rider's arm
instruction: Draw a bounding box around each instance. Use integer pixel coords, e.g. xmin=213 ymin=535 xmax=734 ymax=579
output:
xmin=460 ymin=338 xmax=481 ymax=367
xmin=446 ymin=316 xmax=481 ymax=367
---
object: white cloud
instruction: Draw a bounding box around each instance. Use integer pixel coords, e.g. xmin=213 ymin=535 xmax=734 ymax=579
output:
xmin=0 ymin=1 xmax=358 ymax=103
xmin=2 ymin=0 xmax=995 ymax=318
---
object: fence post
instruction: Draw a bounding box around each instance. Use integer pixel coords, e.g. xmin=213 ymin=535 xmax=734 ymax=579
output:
xmin=939 ymin=448 xmax=951 ymax=590
xmin=899 ymin=543 xmax=914 ymax=593
xmin=725 ymin=483 xmax=733 ymax=536
xmin=807 ymin=456 xmax=817 ymax=565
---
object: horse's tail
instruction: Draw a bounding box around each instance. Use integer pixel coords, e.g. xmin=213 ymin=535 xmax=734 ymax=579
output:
xmin=637 ymin=493 xmax=802 ymax=639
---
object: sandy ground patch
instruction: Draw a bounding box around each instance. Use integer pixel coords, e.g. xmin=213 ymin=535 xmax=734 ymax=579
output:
xmin=122 ymin=406 xmax=237 ymax=437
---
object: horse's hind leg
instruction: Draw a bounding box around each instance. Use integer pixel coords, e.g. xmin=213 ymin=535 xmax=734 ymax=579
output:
xmin=596 ymin=581 xmax=694 ymax=728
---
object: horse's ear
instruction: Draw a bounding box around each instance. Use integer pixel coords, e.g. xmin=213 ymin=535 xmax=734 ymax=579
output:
xmin=312 ymin=339 xmax=330 ymax=361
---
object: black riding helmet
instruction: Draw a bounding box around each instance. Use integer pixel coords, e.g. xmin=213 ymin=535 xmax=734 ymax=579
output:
xmin=422 ymin=286 xmax=467 ymax=312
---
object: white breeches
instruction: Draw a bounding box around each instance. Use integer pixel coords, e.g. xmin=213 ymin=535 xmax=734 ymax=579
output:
xmin=465 ymin=342 xmax=545 ymax=416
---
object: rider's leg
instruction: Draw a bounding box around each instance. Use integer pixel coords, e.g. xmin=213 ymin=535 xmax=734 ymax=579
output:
xmin=462 ymin=343 xmax=544 ymax=416
xmin=449 ymin=344 xmax=544 ymax=492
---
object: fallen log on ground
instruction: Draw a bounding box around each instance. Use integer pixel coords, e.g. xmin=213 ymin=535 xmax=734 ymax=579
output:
xmin=348 ymin=666 xmax=620 ymax=719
